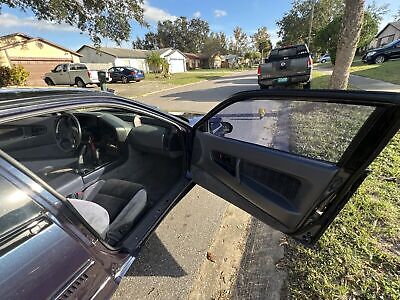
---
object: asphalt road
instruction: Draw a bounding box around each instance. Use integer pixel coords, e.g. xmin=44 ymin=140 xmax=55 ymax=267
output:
xmin=134 ymin=70 xmax=257 ymax=113
xmin=113 ymin=70 xmax=260 ymax=300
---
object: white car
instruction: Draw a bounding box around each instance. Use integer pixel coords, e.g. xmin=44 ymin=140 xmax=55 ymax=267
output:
xmin=318 ymin=54 xmax=331 ymax=63
xmin=44 ymin=63 xmax=110 ymax=87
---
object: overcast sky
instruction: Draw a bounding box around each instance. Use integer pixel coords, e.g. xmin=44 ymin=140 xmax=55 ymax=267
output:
xmin=0 ymin=0 xmax=398 ymax=51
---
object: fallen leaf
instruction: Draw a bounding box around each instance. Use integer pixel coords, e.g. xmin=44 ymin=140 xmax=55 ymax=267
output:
xmin=207 ymin=251 xmax=216 ymax=263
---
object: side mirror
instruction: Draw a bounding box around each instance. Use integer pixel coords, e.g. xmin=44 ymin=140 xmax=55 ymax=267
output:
xmin=209 ymin=120 xmax=233 ymax=136
xmin=221 ymin=121 xmax=233 ymax=134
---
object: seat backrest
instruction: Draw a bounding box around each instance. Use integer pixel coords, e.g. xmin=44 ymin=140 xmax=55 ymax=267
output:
xmin=68 ymin=198 xmax=109 ymax=238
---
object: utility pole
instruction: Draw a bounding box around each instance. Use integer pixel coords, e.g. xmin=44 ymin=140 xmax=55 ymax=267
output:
xmin=307 ymin=0 xmax=316 ymax=49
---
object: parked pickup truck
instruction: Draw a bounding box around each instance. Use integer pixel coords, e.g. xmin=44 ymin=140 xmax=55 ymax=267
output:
xmin=43 ymin=63 xmax=110 ymax=88
xmin=258 ymin=44 xmax=313 ymax=89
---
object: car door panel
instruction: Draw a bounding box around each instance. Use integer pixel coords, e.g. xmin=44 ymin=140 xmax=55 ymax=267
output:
xmin=191 ymin=90 xmax=400 ymax=244
xmin=192 ymin=132 xmax=338 ymax=230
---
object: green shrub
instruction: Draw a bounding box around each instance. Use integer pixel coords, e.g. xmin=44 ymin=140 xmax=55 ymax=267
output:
xmin=0 ymin=65 xmax=30 ymax=87
xmin=10 ymin=64 xmax=30 ymax=86
xmin=0 ymin=66 xmax=12 ymax=87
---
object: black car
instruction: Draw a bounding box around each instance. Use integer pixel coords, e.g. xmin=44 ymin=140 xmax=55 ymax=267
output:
xmin=0 ymin=88 xmax=399 ymax=299
xmin=108 ymin=66 xmax=145 ymax=83
xmin=362 ymin=39 xmax=400 ymax=64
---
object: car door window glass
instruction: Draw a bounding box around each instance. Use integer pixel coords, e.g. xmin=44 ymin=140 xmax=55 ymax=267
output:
xmin=207 ymin=99 xmax=375 ymax=163
xmin=0 ymin=176 xmax=42 ymax=237
xmin=54 ymin=65 xmax=62 ymax=72
xmin=62 ymin=65 xmax=68 ymax=72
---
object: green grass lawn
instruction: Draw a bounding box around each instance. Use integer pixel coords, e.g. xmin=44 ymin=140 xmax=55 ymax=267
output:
xmin=311 ymin=70 xmax=359 ymax=90
xmin=311 ymin=71 xmax=331 ymax=89
xmin=313 ymin=62 xmax=333 ymax=69
xmin=145 ymin=70 xmax=240 ymax=85
xmin=284 ymin=72 xmax=400 ymax=299
xmin=350 ymin=59 xmax=400 ymax=85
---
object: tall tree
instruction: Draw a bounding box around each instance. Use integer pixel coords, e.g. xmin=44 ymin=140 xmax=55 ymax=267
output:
xmin=0 ymin=0 xmax=145 ymax=45
xmin=315 ymin=11 xmax=380 ymax=64
xmin=201 ymin=32 xmax=228 ymax=57
xmin=394 ymin=6 xmax=400 ymax=20
xmin=157 ymin=20 xmax=175 ymax=48
xmin=252 ymin=27 xmax=272 ymax=59
xmin=365 ymin=1 xmax=389 ymax=23
xmin=187 ymin=18 xmax=210 ymax=52
xmin=231 ymin=27 xmax=249 ymax=56
xmin=329 ymin=0 xmax=365 ymax=89
xmin=132 ymin=32 xmax=160 ymax=50
xmin=276 ymin=0 xmax=344 ymax=52
xmin=157 ymin=17 xmax=209 ymax=52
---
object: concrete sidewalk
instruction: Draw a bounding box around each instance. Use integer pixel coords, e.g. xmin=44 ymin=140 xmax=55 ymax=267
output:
xmin=349 ymin=74 xmax=400 ymax=92
xmin=314 ymin=67 xmax=400 ymax=92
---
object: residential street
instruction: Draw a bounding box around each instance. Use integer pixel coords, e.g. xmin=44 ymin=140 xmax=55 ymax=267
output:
xmin=126 ymin=70 xmax=257 ymax=113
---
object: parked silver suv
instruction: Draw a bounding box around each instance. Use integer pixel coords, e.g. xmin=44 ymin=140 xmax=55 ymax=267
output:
xmin=43 ymin=63 xmax=109 ymax=87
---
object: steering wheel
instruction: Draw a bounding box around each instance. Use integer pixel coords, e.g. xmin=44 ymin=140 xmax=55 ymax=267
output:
xmin=55 ymin=113 xmax=82 ymax=152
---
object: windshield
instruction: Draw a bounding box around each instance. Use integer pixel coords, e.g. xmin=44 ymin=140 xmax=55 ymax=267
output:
xmin=382 ymin=39 xmax=399 ymax=48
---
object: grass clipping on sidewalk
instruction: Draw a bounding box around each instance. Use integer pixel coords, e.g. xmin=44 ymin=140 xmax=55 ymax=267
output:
xmin=284 ymin=101 xmax=400 ymax=299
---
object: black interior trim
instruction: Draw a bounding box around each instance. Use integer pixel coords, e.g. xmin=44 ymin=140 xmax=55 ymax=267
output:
xmin=192 ymin=132 xmax=338 ymax=231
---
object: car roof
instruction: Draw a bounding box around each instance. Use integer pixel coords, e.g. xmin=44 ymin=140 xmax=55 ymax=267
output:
xmin=0 ymin=88 xmax=113 ymax=111
xmin=0 ymin=88 xmax=192 ymax=127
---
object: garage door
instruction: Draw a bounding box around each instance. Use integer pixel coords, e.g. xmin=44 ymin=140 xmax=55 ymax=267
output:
xmin=169 ymin=58 xmax=185 ymax=73
xmin=10 ymin=59 xmax=72 ymax=86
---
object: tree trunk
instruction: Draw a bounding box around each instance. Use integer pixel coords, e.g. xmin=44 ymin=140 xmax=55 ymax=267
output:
xmin=329 ymin=0 xmax=365 ymax=89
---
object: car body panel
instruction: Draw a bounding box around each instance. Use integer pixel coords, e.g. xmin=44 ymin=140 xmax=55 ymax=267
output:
xmin=362 ymin=39 xmax=400 ymax=63
xmin=1 ymin=222 xmax=91 ymax=299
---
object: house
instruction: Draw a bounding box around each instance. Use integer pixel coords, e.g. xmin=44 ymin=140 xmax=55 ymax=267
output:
xmin=212 ymin=54 xmax=222 ymax=69
xmin=184 ymin=53 xmax=201 ymax=69
xmin=77 ymin=45 xmax=149 ymax=72
xmin=184 ymin=53 xmax=208 ymax=69
xmin=78 ymin=46 xmax=187 ymax=73
xmin=0 ymin=32 xmax=81 ymax=85
xmin=222 ymin=54 xmax=239 ymax=68
xmin=158 ymin=48 xmax=187 ymax=73
xmin=370 ymin=20 xmax=400 ymax=48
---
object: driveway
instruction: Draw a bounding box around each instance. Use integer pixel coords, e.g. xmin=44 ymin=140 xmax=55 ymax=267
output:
xmin=113 ymin=70 xmax=270 ymax=300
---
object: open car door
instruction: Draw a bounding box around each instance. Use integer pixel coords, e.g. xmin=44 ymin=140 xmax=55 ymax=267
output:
xmin=191 ymin=90 xmax=400 ymax=245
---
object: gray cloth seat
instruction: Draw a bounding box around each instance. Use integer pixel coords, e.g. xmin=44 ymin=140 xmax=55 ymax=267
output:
xmin=70 ymin=179 xmax=147 ymax=244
